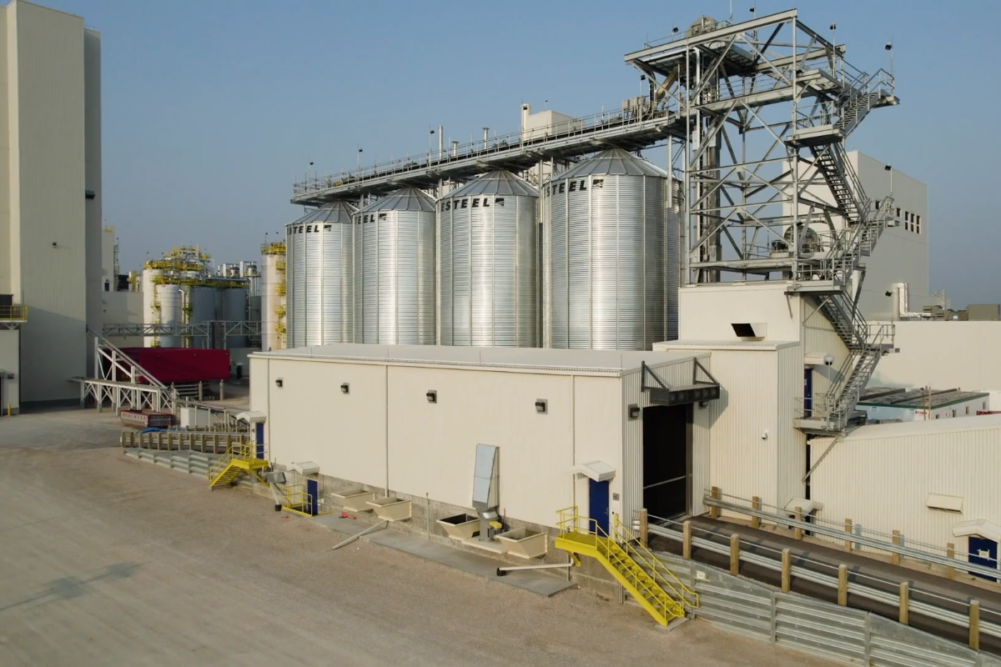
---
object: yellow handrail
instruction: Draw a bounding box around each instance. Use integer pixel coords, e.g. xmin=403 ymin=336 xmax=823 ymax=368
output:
xmin=614 ymin=514 xmax=699 ymax=609
xmin=0 ymin=305 xmax=28 ymax=321
xmin=556 ymin=505 xmax=698 ymax=611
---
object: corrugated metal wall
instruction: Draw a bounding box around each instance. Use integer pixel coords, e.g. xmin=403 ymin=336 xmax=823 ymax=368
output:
xmin=776 ymin=344 xmax=806 ymax=507
xmin=686 ymin=349 xmax=781 ymax=507
xmin=801 ymin=296 xmax=848 ymax=411
xmin=811 ymin=420 xmax=1001 ymax=553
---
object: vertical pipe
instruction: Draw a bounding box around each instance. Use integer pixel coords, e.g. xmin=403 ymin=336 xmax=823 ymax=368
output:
xmin=639 ymin=508 xmax=648 ymax=548
xmin=683 ymin=520 xmax=692 ymax=559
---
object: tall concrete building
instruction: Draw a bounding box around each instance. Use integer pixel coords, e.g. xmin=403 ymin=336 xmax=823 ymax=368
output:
xmin=0 ymin=0 xmax=102 ymax=406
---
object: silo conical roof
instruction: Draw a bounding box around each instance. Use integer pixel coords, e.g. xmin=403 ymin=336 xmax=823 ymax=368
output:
xmin=445 ymin=170 xmax=539 ymax=199
xmin=551 ymin=148 xmax=669 ymax=181
xmin=289 ymin=201 xmax=356 ymax=226
xmin=359 ymin=187 xmax=436 ymax=214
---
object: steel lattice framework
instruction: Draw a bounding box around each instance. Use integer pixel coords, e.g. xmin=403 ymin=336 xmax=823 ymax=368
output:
xmin=626 ymin=9 xmax=896 ymax=284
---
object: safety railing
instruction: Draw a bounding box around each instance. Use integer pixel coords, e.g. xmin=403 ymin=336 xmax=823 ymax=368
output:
xmin=292 ymin=105 xmax=673 ymax=198
xmin=645 ymin=511 xmax=1001 ymax=653
xmin=0 ymin=305 xmax=27 ymax=321
xmin=704 ymin=489 xmax=1001 ymax=580
xmin=282 ymin=484 xmax=313 ymax=515
xmin=614 ymin=514 xmax=699 ymax=610
xmin=206 ymin=441 xmax=257 ymax=481
xmin=557 ymin=506 xmax=697 ymax=612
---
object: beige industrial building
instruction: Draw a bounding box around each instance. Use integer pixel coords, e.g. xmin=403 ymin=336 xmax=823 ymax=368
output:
xmin=0 ymin=0 xmax=102 ymax=409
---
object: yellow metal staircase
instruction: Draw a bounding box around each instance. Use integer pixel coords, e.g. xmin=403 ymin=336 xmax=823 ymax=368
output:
xmin=555 ymin=507 xmax=697 ymax=626
xmin=206 ymin=441 xmax=269 ymax=489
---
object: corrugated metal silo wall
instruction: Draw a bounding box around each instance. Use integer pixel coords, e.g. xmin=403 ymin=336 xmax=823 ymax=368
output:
xmin=543 ymin=173 xmax=666 ymax=350
xmin=437 ymin=193 xmax=538 ymax=346
xmin=355 ymin=210 xmax=435 ymax=345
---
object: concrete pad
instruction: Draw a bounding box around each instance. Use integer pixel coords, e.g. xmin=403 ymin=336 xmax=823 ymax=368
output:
xmin=314 ymin=515 xmax=576 ymax=598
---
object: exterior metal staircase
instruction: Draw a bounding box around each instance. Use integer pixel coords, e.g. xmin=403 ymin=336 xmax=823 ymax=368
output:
xmin=555 ymin=507 xmax=697 ymax=626
xmin=790 ymin=83 xmax=898 ymax=432
xmin=207 ymin=441 xmax=269 ymax=489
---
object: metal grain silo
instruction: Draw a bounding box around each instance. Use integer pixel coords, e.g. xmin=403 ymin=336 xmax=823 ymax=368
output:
xmin=543 ymin=148 xmax=669 ymax=350
xmin=437 ymin=170 xmax=538 ymax=347
xmin=285 ymin=201 xmax=356 ymax=348
xmin=354 ymin=187 xmax=436 ymax=345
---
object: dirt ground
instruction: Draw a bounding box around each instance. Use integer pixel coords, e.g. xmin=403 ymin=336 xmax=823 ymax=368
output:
xmin=0 ymin=408 xmax=832 ymax=666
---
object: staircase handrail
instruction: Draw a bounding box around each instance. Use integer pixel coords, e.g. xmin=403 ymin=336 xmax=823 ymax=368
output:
xmin=614 ymin=515 xmax=699 ymax=609
xmin=89 ymin=327 xmax=169 ymax=392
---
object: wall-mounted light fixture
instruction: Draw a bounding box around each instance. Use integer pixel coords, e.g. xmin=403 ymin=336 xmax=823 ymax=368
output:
xmin=340 ymin=383 xmax=350 ymax=394
xmin=426 ymin=390 xmax=437 ymax=404
xmin=628 ymin=404 xmax=641 ymax=420
xmin=535 ymin=399 xmax=548 ymax=414
xmin=275 ymin=378 xmax=284 ymax=388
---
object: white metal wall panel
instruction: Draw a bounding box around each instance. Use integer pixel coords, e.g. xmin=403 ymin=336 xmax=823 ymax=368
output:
xmin=0 ymin=328 xmax=20 ymax=410
xmin=267 ymin=358 xmax=387 ymax=490
xmin=387 ymin=365 xmax=574 ymax=528
xmin=249 ymin=356 xmax=268 ymax=413
xmin=678 ymin=283 xmax=803 ymax=342
xmin=871 ymin=321 xmax=1001 ymax=392
xmin=801 ymin=299 xmax=848 ymax=405
xmin=810 ymin=418 xmax=1001 ymax=553
xmin=693 ymin=349 xmax=779 ymax=507
xmin=0 ymin=7 xmax=9 ymax=296
xmin=9 ymin=2 xmax=87 ymax=401
xmin=776 ymin=344 xmax=806 ymax=507
xmin=572 ymin=375 xmax=624 ymax=523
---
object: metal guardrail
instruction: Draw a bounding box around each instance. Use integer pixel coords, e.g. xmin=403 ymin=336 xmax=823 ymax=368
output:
xmin=640 ymin=535 xmax=999 ymax=666
xmin=0 ymin=305 xmax=27 ymax=321
xmin=704 ymin=492 xmax=1001 ymax=582
xmin=647 ymin=517 xmax=1001 ymax=660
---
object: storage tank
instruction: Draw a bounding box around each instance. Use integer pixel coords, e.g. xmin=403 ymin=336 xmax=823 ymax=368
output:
xmin=437 ymin=170 xmax=538 ymax=347
xmin=260 ymin=242 xmax=286 ymax=351
xmin=285 ymin=202 xmax=356 ymax=348
xmin=354 ymin=187 xmax=436 ymax=345
xmin=186 ymin=286 xmax=216 ymax=324
xmin=219 ymin=286 xmax=249 ymax=348
xmin=543 ymin=148 xmax=670 ymax=350
xmin=142 ymin=271 xmax=184 ymax=348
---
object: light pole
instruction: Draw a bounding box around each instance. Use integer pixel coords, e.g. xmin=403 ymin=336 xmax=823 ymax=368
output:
xmin=357 ymin=148 xmax=363 ymax=172
xmin=885 ymin=42 xmax=894 ymax=77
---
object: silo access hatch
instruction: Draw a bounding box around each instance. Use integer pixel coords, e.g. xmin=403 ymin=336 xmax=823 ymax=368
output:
xmin=640 ymin=361 xmax=720 ymax=519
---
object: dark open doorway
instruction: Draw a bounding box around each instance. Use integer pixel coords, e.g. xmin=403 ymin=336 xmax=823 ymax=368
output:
xmin=643 ymin=404 xmax=692 ymax=519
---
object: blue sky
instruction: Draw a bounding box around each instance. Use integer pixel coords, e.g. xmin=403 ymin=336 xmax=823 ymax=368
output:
xmin=39 ymin=0 xmax=1001 ymax=306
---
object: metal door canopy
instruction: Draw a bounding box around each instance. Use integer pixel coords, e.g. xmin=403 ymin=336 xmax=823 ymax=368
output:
xmin=472 ymin=444 xmax=499 ymax=511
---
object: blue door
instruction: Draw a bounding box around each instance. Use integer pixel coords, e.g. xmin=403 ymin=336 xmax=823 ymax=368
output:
xmin=589 ymin=479 xmax=610 ymax=536
xmin=969 ymin=536 xmax=999 ymax=581
xmin=306 ymin=479 xmax=319 ymax=517
xmin=804 ymin=369 xmax=813 ymax=418
xmin=255 ymin=423 xmax=265 ymax=459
